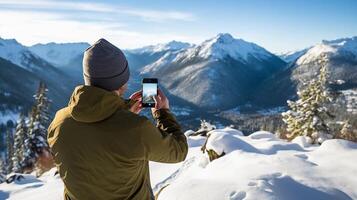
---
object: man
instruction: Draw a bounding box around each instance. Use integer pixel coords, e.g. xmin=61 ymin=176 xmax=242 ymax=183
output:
xmin=47 ymin=38 xmax=188 ymax=200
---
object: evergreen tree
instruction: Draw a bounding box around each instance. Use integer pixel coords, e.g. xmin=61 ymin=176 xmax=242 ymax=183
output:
xmin=5 ymin=129 xmax=14 ymax=174
xmin=282 ymin=55 xmax=334 ymax=144
xmin=12 ymin=114 xmax=27 ymax=173
xmin=24 ymin=82 xmax=51 ymax=168
xmin=339 ymin=120 xmax=356 ymax=142
xmin=0 ymin=159 xmax=6 ymax=183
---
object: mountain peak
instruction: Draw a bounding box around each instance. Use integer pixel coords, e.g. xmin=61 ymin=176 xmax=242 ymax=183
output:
xmin=161 ymin=40 xmax=192 ymax=51
xmin=29 ymin=42 xmax=90 ymax=66
xmin=214 ymin=33 xmax=235 ymax=43
xmin=197 ymin=33 xmax=271 ymax=61
xmin=0 ymin=37 xmax=21 ymax=46
xmin=130 ymin=40 xmax=191 ymax=54
xmin=296 ymin=36 xmax=357 ymax=65
xmin=30 ymin=41 xmax=90 ymax=48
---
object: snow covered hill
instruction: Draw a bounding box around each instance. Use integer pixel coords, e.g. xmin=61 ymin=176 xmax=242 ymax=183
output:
xmin=141 ymin=33 xmax=287 ymax=110
xmin=1 ymin=128 xmax=356 ymax=200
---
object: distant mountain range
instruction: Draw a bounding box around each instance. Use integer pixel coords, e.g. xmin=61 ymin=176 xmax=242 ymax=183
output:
xmin=0 ymin=34 xmax=356 ymax=125
xmin=0 ymin=38 xmax=81 ymax=115
xmin=141 ymin=33 xmax=287 ymax=110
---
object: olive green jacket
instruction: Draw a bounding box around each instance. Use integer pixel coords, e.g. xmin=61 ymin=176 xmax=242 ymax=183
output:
xmin=47 ymin=85 xmax=188 ymax=200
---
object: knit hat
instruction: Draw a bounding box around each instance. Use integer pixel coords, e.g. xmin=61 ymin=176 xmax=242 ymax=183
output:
xmin=83 ymin=38 xmax=130 ymax=91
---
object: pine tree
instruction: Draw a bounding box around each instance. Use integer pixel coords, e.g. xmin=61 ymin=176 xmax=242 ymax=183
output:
xmin=24 ymin=82 xmax=51 ymax=169
xmin=12 ymin=114 xmax=27 ymax=173
xmin=0 ymin=159 xmax=6 ymax=183
xmin=339 ymin=120 xmax=356 ymax=142
xmin=282 ymin=55 xmax=334 ymax=144
xmin=5 ymin=128 xmax=14 ymax=174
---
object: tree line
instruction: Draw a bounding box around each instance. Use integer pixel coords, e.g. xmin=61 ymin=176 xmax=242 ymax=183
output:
xmin=0 ymin=82 xmax=52 ymax=178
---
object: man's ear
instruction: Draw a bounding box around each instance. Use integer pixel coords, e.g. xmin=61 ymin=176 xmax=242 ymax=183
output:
xmin=117 ymin=84 xmax=128 ymax=96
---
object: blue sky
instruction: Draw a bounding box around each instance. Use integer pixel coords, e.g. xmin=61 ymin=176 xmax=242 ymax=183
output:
xmin=0 ymin=0 xmax=356 ymax=53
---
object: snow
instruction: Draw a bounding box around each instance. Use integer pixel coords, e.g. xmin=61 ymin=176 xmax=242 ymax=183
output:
xmin=196 ymin=33 xmax=273 ymax=61
xmin=296 ymin=36 xmax=357 ymax=65
xmin=291 ymin=136 xmax=313 ymax=148
xmin=0 ymin=110 xmax=19 ymax=124
xmin=256 ymin=106 xmax=286 ymax=115
xmin=279 ymin=48 xmax=309 ymax=63
xmin=341 ymin=89 xmax=357 ymax=114
xmin=141 ymin=33 xmax=275 ymax=76
xmin=0 ymin=38 xmax=30 ymax=68
xmin=0 ymin=169 xmax=63 ymax=200
xmin=29 ymin=42 xmax=89 ymax=67
xmin=1 ymin=128 xmax=357 ymax=200
xmin=130 ymin=40 xmax=192 ymax=54
xmin=173 ymin=33 xmax=273 ymax=63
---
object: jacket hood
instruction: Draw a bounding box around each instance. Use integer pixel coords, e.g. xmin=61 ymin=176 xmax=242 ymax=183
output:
xmin=68 ymin=85 xmax=132 ymax=123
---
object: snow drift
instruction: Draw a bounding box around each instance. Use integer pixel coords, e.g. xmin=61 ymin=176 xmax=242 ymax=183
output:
xmin=1 ymin=128 xmax=356 ymax=200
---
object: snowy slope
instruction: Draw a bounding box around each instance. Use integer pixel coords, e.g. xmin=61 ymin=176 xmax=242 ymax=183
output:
xmin=0 ymin=38 xmax=43 ymax=71
xmin=279 ymin=48 xmax=309 ymax=63
xmin=29 ymin=42 xmax=89 ymax=67
xmin=142 ymin=33 xmax=276 ymax=74
xmin=0 ymin=38 xmax=80 ymax=115
xmin=129 ymin=40 xmax=192 ymax=55
xmin=1 ymin=128 xmax=356 ymax=200
xmin=187 ymin=33 xmax=272 ymax=61
xmin=256 ymin=36 xmax=357 ymax=108
xmin=296 ymin=37 xmax=357 ymax=65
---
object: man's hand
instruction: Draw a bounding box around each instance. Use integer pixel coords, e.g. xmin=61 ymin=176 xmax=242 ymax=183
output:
xmin=151 ymin=89 xmax=170 ymax=114
xmin=129 ymin=91 xmax=142 ymax=114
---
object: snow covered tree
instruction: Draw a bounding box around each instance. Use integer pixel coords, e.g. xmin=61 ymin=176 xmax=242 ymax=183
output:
xmin=282 ymin=55 xmax=334 ymax=144
xmin=12 ymin=114 xmax=28 ymax=173
xmin=24 ymin=82 xmax=51 ymax=169
xmin=5 ymin=129 xmax=14 ymax=174
xmin=338 ymin=120 xmax=356 ymax=142
xmin=0 ymin=159 xmax=6 ymax=183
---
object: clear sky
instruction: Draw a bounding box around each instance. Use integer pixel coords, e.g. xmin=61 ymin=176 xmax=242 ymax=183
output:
xmin=0 ymin=0 xmax=356 ymax=53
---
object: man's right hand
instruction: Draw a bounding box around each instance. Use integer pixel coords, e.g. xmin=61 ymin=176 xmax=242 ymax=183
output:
xmin=151 ymin=89 xmax=170 ymax=114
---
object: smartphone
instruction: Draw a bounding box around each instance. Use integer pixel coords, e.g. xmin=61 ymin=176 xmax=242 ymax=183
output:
xmin=142 ymin=78 xmax=158 ymax=107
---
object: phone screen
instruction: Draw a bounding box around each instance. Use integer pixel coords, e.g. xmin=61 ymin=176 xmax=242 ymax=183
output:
xmin=142 ymin=82 xmax=157 ymax=106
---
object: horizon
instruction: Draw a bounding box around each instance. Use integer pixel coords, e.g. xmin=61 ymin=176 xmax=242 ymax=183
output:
xmin=1 ymin=32 xmax=356 ymax=54
xmin=1 ymin=0 xmax=357 ymax=53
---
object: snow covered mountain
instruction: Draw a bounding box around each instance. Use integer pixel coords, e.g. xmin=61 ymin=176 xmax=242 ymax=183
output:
xmin=124 ymin=40 xmax=192 ymax=72
xmin=141 ymin=33 xmax=287 ymax=110
xmin=29 ymin=42 xmax=90 ymax=82
xmin=0 ymin=37 xmax=79 ymax=116
xmin=254 ymin=36 xmax=357 ymax=108
xmin=279 ymin=48 xmax=309 ymax=64
xmin=292 ymin=36 xmax=357 ymax=89
xmin=0 ymin=38 xmax=57 ymax=74
xmin=29 ymin=42 xmax=89 ymax=67
xmin=296 ymin=37 xmax=357 ymax=65
xmin=129 ymin=40 xmax=192 ymax=55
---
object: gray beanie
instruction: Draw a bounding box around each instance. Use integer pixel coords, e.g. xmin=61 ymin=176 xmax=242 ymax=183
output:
xmin=83 ymin=38 xmax=130 ymax=91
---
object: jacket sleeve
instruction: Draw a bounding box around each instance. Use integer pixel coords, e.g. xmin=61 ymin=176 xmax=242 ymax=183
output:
xmin=140 ymin=109 xmax=188 ymax=163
